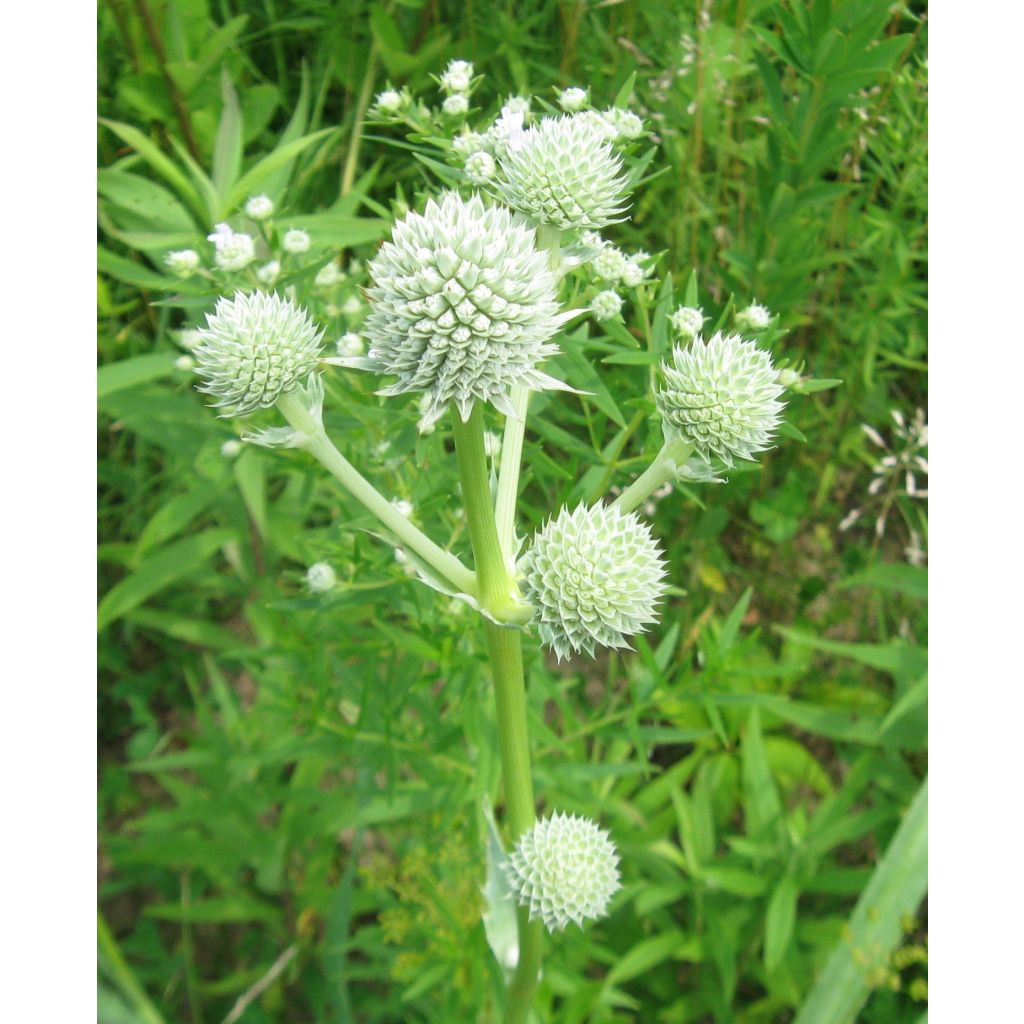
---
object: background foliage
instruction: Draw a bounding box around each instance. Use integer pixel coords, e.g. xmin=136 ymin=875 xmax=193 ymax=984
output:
xmin=98 ymin=1 xmax=927 ymax=1021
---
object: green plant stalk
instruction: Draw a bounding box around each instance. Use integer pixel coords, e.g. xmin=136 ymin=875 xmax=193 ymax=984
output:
xmin=451 ymin=403 xmax=543 ymax=1023
xmin=340 ymin=43 xmax=378 ymax=197
xmin=277 ymin=391 xmax=476 ymax=596
xmin=495 ymin=386 xmax=530 ymax=565
xmin=613 ymin=436 xmax=694 ymax=514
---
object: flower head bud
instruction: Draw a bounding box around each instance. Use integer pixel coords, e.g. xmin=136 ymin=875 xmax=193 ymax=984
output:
xmin=348 ymin=191 xmax=570 ymax=427
xmin=592 ymin=246 xmax=628 ymax=282
xmin=220 ymin=439 xmax=242 ymax=458
xmin=590 ymin=289 xmax=623 ymax=321
xmin=735 ymin=302 xmax=772 ymax=331
xmin=440 ymin=59 xmax=473 ymax=93
xmin=776 ymin=367 xmax=801 ymax=389
xmin=306 ymin=561 xmax=336 ymax=593
xmin=453 ymin=130 xmax=490 ymax=158
xmin=669 ymin=305 xmax=706 ymax=340
xmin=256 ymin=260 xmax=280 ymax=285
xmin=283 ymin=229 xmax=311 ymax=254
xmin=315 ymin=261 xmax=343 ymax=288
xmin=336 ymin=331 xmax=364 ymax=357
xmin=193 ymin=291 xmax=324 ymax=415
xmin=341 ymin=294 xmax=364 ymax=318
xmin=373 ymin=89 xmax=405 ymax=115
xmin=465 ymin=151 xmax=497 ymax=184
xmin=392 ymin=498 xmax=414 ymax=519
xmin=602 ymin=107 xmax=645 ymax=142
xmin=496 ymin=115 xmax=631 ymax=230
xmin=503 ymin=96 xmax=531 ymax=117
xmin=208 ymin=224 xmax=255 ymax=271
xmin=558 ymin=86 xmax=589 ymax=112
xmin=620 ymin=258 xmax=647 ymax=288
xmin=506 ymin=813 xmax=621 ymax=932
xmin=656 ymin=332 xmax=785 ymax=466
xmin=520 ymin=502 xmax=667 ymax=661
xmin=175 ymin=354 xmax=195 ymax=371
xmin=487 ymin=107 xmax=526 ymax=157
xmin=176 ymin=328 xmax=202 ymax=351
xmin=165 ymin=249 xmax=200 ymax=276
xmin=245 ymin=195 xmax=274 ymax=220
xmin=442 ymin=93 xmax=469 ymax=117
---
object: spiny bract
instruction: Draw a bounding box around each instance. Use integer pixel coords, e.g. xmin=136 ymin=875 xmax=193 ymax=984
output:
xmin=495 ymin=114 xmax=631 ymax=230
xmin=192 ymin=291 xmax=324 ymax=415
xmin=656 ymin=331 xmax=785 ymax=466
xmin=520 ymin=502 xmax=667 ymax=661
xmin=506 ymin=812 xmax=621 ymax=932
xmin=340 ymin=191 xmax=570 ymax=428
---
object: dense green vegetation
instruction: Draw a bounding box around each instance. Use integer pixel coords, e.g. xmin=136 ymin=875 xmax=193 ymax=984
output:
xmin=98 ymin=1 xmax=927 ymax=1021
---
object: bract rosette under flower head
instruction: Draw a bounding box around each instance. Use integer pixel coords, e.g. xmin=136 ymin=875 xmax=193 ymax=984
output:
xmin=519 ymin=502 xmax=667 ymax=661
xmin=192 ymin=291 xmax=324 ymax=415
xmin=656 ymin=332 xmax=785 ymax=466
xmin=331 ymin=191 xmax=576 ymax=428
xmin=494 ymin=114 xmax=631 ymax=230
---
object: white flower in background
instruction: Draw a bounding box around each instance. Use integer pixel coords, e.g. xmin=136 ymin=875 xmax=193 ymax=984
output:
xmin=282 ymin=229 xmax=311 ymax=254
xmin=496 ymin=114 xmax=631 ymax=230
xmin=306 ymin=562 xmax=337 ymax=593
xmin=394 ymin=548 xmax=417 ymax=576
xmin=335 ymin=331 xmax=364 ymax=357
xmin=776 ymin=368 xmax=802 ymax=388
xmin=735 ymin=302 xmax=772 ymax=331
xmin=245 ymin=195 xmax=274 ymax=220
xmin=558 ymin=86 xmax=589 ymax=112
xmin=337 ymin=191 xmax=571 ymax=428
xmin=506 ymin=813 xmax=621 ymax=932
xmin=520 ymin=502 xmax=667 ymax=660
xmin=487 ymin=106 xmax=527 ymax=156
xmin=483 ymin=431 xmax=502 ymax=459
xmin=579 ymin=230 xmax=604 ymax=250
xmin=220 ymin=439 xmax=243 ymax=458
xmin=465 ymin=151 xmax=497 ymax=184
xmin=256 ymin=260 xmax=281 ymax=285
xmin=192 ymin=291 xmax=324 ymax=415
xmin=656 ymin=332 xmax=785 ymax=466
xmin=176 ymin=328 xmax=202 ymax=351
xmin=373 ymin=89 xmax=405 ymax=115
xmin=620 ymin=257 xmax=648 ymax=288
xmin=669 ymin=305 xmax=706 ymax=340
xmin=315 ymin=261 xmax=343 ymax=288
xmin=165 ymin=249 xmax=200 ymax=276
xmin=453 ymin=130 xmax=490 ymax=158
xmin=174 ymin=354 xmax=195 ymax=371
xmin=602 ymin=107 xmax=645 ymax=141
xmin=341 ymin=295 xmax=364 ymax=317
xmin=503 ymin=96 xmax=531 ymax=116
xmin=207 ymin=223 xmax=256 ymax=271
xmin=440 ymin=59 xmax=474 ymax=93
xmin=577 ymin=108 xmax=620 ymax=143
xmin=392 ymin=498 xmax=414 ymax=519
xmin=592 ymin=247 xmax=628 ymax=282
xmin=590 ymin=290 xmax=623 ymax=321
xmin=443 ymin=93 xmax=469 ymax=117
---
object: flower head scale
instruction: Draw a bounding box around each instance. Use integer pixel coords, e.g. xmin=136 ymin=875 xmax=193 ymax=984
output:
xmin=506 ymin=813 xmax=621 ymax=932
xmin=192 ymin=291 xmax=324 ymax=416
xmin=494 ymin=114 xmax=631 ymax=230
xmin=520 ymin=502 xmax=667 ymax=661
xmin=335 ymin=191 xmax=573 ymax=427
xmin=656 ymin=332 xmax=785 ymax=466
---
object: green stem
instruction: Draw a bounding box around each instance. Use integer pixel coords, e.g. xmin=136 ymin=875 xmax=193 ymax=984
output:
xmin=495 ymin=387 xmax=530 ymax=566
xmin=277 ymin=392 xmax=476 ymax=596
xmin=613 ymin=436 xmax=694 ymax=514
xmin=340 ymin=43 xmax=378 ymax=197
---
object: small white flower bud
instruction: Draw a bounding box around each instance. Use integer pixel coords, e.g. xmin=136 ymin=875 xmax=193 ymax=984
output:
xmin=336 ymin=331 xmax=364 ymax=357
xmin=442 ymin=93 xmax=469 ymax=117
xmin=220 ymin=439 xmax=243 ymax=458
xmin=506 ymin=813 xmax=621 ymax=932
xmin=439 ymin=60 xmax=474 ymax=93
xmin=283 ymin=229 xmax=311 ymax=254
xmin=776 ymin=368 xmax=801 ymax=388
xmin=669 ymin=306 xmax=706 ymax=340
xmin=315 ymin=261 xmax=342 ymax=288
xmin=620 ymin=259 xmax=646 ymax=287
xmin=341 ymin=295 xmax=364 ymax=317
xmin=453 ymin=130 xmax=489 ymax=158
xmin=602 ymin=107 xmax=645 ymax=141
xmin=176 ymin=329 xmax=202 ymax=351
xmin=175 ymin=354 xmax=195 ymax=371
xmin=245 ymin=195 xmax=274 ymax=220
xmin=207 ymin=223 xmax=256 ymax=271
xmin=592 ymin=247 xmax=628 ymax=282
xmin=256 ymin=260 xmax=281 ymax=285
xmin=558 ymin=86 xmax=589 ymax=112
xmin=392 ymin=499 xmax=414 ymax=519
xmin=165 ymin=249 xmax=200 ymax=276
xmin=374 ymin=89 xmax=405 ymax=115
xmin=503 ymin=96 xmax=531 ymax=116
xmin=591 ymin=289 xmax=623 ymax=321
xmin=465 ymin=151 xmax=497 ymax=183
xmin=735 ymin=302 xmax=772 ymax=331
xmin=306 ymin=562 xmax=336 ymax=593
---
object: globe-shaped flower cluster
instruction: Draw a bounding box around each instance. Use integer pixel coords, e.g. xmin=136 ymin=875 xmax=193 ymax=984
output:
xmin=506 ymin=813 xmax=621 ymax=932
xmin=495 ymin=114 xmax=631 ymax=230
xmin=345 ymin=191 xmax=568 ymax=427
xmin=519 ymin=502 xmax=667 ymax=661
xmin=192 ymin=291 xmax=323 ymax=415
xmin=656 ymin=331 xmax=785 ymax=466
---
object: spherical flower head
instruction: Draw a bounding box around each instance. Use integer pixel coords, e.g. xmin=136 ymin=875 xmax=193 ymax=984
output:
xmin=374 ymin=89 xmax=405 ymax=115
xmin=592 ymin=247 xmax=628 ymax=282
xmin=506 ymin=813 xmax=621 ymax=932
xmin=306 ymin=561 xmax=336 ymax=593
xmin=669 ymin=305 xmax=706 ymax=340
xmin=656 ymin=331 xmax=786 ymax=466
xmin=220 ymin=439 xmax=243 ymax=458
xmin=336 ymin=331 xmax=364 ymax=357
xmin=520 ymin=502 xmax=667 ymax=661
xmin=453 ymin=130 xmax=490 ymax=158
xmin=465 ymin=150 xmax=497 ymax=184
xmin=175 ymin=354 xmax=195 ymax=371
xmin=558 ymin=86 xmax=589 ymax=112
xmin=341 ymin=294 xmax=364 ymax=318
xmin=256 ymin=260 xmax=280 ymax=285
xmin=439 ymin=59 xmax=473 ymax=93
xmin=602 ymin=107 xmax=645 ymax=142
xmin=590 ymin=289 xmax=623 ymax=321
xmin=208 ymin=223 xmax=255 ymax=271
xmin=193 ymin=291 xmax=324 ymax=416
xmin=620 ymin=259 xmax=647 ymax=288
xmin=315 ymin=261 xmax=342 ymax=288
xmin=442 ymin=93 xmax=469 ymax=117
xmin=166 ymin=249 xmax=200 ymax=276
xmin=495 ymin=114 xmax=631 ymax=230
xmin=245 ymin=195 xmax=274 ymax=220
xmin=735 ymin=302 xmax=772 ymax=331
xmin=392 ymin=498 xmax=414 ymax=519
xmin=504 ymin=95 xmax=531 ymax=117
xmin=487 ymin=107 xmax=526 ymax=157
xmin=283 ymin=229 xmax=311 ymax=254
xmin=353 ymin=191 xmax=570 ymax=427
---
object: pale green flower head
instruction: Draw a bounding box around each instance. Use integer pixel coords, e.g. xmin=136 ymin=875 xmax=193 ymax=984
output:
xmin=520 ymin=502 xmax=667 ymax=661
xmin=282 ymin=229 xmax=311 ymax=254
xmin=306 ymin=561 xmax=336 ymax=593
xmin=656 ymin=331 xmax=785 ymax=466
xmin=245 ymin=195 xmax=274 ymax=220
xmin=590 ymin=289 xmax=623 ymax=321
xmin=506 ymin=812 xmax=621 ymax=932
xmin=465 ymin=151 xmax=497 ymax=184
xmin=442 ymin=93 xmax=468 ymax=117
xmin=669 ymin=305 xmax=706 ymax=340
xmin=338 ymin=191 xmax=574 ymax=427
xmin=495 ymin=114 xmax=631 ymax=230
xmin=193 ymin=291 xmax=324 ymax=416
xmin=208 ymin=223 xmax=255 ymax=271
xmin=558 ymin=86 xmax=589 ymax=112
xmin=165 ymin=249 xmax=200 ymax=276
xmin=735 ymin=302 xmax=772 ymax=331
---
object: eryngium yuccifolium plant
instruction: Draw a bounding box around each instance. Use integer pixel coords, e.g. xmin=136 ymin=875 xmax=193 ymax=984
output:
xmin=656 ymin=332 xmax=785 ymax=466
xmin=506 ymin=813 xmax=621 ymax=932
xmin=343 ymin=191 xmax=570 ymax=427
xmin=520 ymin=502 xmax=667 ymax=661
xmin=495 ymin=114 xmax=631 ymax=230
xmin=192 ymin=291 xmax=324 ymax=415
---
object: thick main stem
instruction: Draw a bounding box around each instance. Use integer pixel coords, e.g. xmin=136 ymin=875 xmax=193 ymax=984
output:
xmin=451 ymin=403 xmax=542 ymax=1022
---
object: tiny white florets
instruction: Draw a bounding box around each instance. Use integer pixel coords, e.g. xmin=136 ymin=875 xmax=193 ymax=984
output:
xmin=656 ymin=332 xmax=785 ymax=466
xmin=465 ymin=151 xmax=497 ymax=184
xmin=591 ymin=290 xmax=623 ymax=321
xmin=620 ymin=257 xmax=648 ymax=288
xmin=735 ymin=302 xmax=772 ymax=331
xmin=519 ymin=502 xmax=667 ymax=661
xmin=307 ymin=562 xmax=336 ymax=593
xmin=166 ymin=249 xmax=200 ymax=276
xmin=506 ymin=813 xmax=621 ymax=932
xmin=208 ymin=223 xmax=256 ymax=271
xmin=192 ymin=291 xmax=324 ymax=415
xmin=592 ymin=247 xmax=628 ymax=282
xmin=558 ymin=86 xmax=589 ymax=112
xmin=669 ymin=306 xmax=706 ymax=340
xmin=245 ymin=195 xmax=274 ymax=220
xmin=440 ymin=59 xmax=474 ymax=94
xmin=283 ymin=229 xmax=311 ymax=254
xmin=442 ymin=93 xmax=469 ymax=117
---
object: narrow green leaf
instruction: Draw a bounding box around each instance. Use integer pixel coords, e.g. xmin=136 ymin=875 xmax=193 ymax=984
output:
xmin=227 ymin=129 xmax=336 ymax=209
xmin=212 ymin=69 xmax=244 ymax=204
xmin=98 ymin=353 xmax=178 ymax=399
xmin=764 ymin=875 xmax=799 ymax=972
